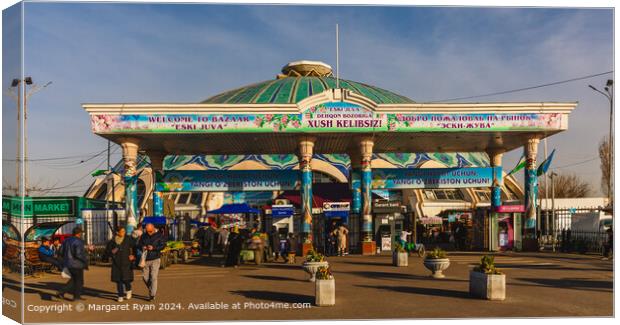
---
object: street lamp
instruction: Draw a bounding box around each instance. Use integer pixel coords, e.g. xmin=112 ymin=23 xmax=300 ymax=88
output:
xmin=588 ymin=80 xmax=613 ymax=206
xmin=548 ymin=171 xmax=558 ymax=251
xmin=7 ymin=77 xmax=52 ymax=196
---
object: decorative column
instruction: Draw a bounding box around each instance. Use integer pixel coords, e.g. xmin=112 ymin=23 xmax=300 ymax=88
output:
xmin=298 ymin=137 xmax=315 ymax=255
xmin=121 ymin=141 xmax=140 ymax=233
xmin=524 ymin=138 xmax=540 ymax=247
xmin=149 ymin=151 xmax=166 ymax=217
xmin=360 ymin=138 xmax=375 ymax=255
xmin=488 ymin=151 xmax=503 ymax=251
xmin=489 ymin=151 xmax=504 ymax=210
xmin=349 ymin=151 xmax=362 ymax=215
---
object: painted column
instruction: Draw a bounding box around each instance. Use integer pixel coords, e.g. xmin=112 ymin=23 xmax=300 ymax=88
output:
xmin=121 ymin=141 xmax=140 ymax=233
xmin=349 ymin=151 xmax=362 ymax=215
xmin=524 ymin=138 xmax=540 ymax=238
xmin=149 ymin=152 xmax=166 ymax=217
xmin=488 ymin=151 xmax=503 ymax=251
xmin=298 ymin=137 xmax=315 ymax=248
xmin=489 ymin=152 xmax=504 ymax=210
xmin=360 ymin=138 xmax=374 ymax=245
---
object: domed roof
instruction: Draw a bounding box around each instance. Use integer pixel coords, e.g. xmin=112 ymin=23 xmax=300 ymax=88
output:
xmin=202 ymin=61 xmax=414 ymax=105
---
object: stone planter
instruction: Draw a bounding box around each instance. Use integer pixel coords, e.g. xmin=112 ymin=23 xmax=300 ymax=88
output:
xmin=302 ymin=261 xmax=329 ymax=282
xmin=469 ymin=271 xmax=506 ymax=300
xmin=423 ymin=258 xmax=450 ymax=278
xmin=315 ymin=278 xmax=335 ymax=306
xmin=392 ymin=251 xmax=408 ymax=267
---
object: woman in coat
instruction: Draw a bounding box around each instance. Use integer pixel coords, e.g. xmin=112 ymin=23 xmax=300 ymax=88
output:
xmin=105 ymin=226 xmax=136 ymax=302
xmin=225 ymin=226 xmax=243 ymax=267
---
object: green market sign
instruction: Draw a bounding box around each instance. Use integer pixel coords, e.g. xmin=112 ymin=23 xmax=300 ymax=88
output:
xmin=2 ymin=197 xmax=74 ymax=217
xmin=91 ymin=102 xmax=566 ymax=134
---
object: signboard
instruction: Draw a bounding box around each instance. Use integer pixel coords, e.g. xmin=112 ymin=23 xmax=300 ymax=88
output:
xmin=155 ymin=170 xmax=299 ymax=192
xmin=271 ymin=205 xmax=295 ymax=218
xmin=496 ymin=205 xmax=525 ymax=213
xmin=351 ymin=167 xmax=501 ymax=190
xmin=2 ymin=196 xmax=75 ymax=217
xmin=323 ymin=202 xmax=350 ymax=219
xmin=91 ymin=102 xmax=566 ymax=134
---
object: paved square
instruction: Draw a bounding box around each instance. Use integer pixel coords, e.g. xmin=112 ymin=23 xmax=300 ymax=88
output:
xmin=2 ymin=252 xmax=613 ymax=322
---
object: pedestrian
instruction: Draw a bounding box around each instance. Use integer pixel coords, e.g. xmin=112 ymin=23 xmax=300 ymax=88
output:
xmin=335 ymin=224 xmax=349 ymax=256
xmin=603 ymin=226 xmax=613 ymax=260
xmin=138 ymin=223 xmax=165 ymax=301
xmin=51 ymin=238 xmax=62 ymax=257
xmin=268 ymin=226 xmax=279 ymax=262
xmin=326 ymin=221 xmax=337 ymax=256
xmin=218 ymin=226 xmax=229 ymax=254
xmin=105 ymin=226 xmax=136 ymax=302
xmin=287 ymin=232 xmax=298 ymax=257
xmin=204 ymin=223 xmax=217 ymax=257
xmin=57 ymin=227 xmax=89 ymax=301
xmin=38 ymin=237 xmax=63 ymax=271
xmin=194 ymin=225 xmax=206 ymax=254
xmin=225 ymin=226 xmax=243 ymax=267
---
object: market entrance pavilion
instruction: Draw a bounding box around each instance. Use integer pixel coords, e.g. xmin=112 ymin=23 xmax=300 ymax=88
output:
xmin=83 ymin=61 xmax=577 ymax=254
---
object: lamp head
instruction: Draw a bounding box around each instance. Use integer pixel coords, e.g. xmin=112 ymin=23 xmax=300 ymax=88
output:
xmin=11 ymin=79 xmax=19 ymax=87
xmin=24 ymin=77 xmax=33 ymax=85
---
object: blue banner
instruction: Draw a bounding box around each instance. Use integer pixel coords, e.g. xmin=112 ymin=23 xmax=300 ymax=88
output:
xmin=156 ymin=170 xmax=300 ymax=192
xmin=352 ymin=167 xmax=502 ymax=190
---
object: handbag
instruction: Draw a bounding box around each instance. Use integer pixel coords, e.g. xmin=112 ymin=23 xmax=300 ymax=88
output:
xmin=138 ymin=251 xmax=147 ymax=268
xmin=61 ymin=267 xmax=71 ymax=279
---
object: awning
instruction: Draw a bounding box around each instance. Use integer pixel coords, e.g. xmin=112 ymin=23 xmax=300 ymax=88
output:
xmin=277 ymin=183 xmax=352 ymax=209
xmin=207 ymin=203 xmax=261 ymax=215
xmin=2 ymin=222 xmax=21 ymax=241
xmin=23 ymin=221 xmax=73 ymax=242
xmin=142 ymin=216 xmax=168 ymax=225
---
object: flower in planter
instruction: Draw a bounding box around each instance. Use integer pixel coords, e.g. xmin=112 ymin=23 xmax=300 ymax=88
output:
xmin=316 ymin=266 xmax=334 ymax=280
xmin=473 ymin=255 xmax=503 ymax=275
xmin=425 ymin=247 xmax=447 ymax=259
xmin=305 ymin=248 xmax=326 ymax=263
xmin=393 ymin=242 xmax=406 ymax=253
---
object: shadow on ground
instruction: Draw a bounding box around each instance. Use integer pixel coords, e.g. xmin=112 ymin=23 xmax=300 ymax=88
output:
xmin=356 ymin=284 xmax=473 ymax=299
xmin=230 ymin=290 xmax=313 ymax=303
xmin=514 ymin=277 xmax=613 ymax=292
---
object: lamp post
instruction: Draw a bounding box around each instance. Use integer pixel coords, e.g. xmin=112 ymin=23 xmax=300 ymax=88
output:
xmin=8 ymin=77 xmax=52 ymax=196
xmin=589 ymin=80 xmax=613 ymax=206
xmin=548 ymin=171 xmax=558 ymax=250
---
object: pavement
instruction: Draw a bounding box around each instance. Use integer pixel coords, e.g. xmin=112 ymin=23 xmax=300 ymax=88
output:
xmin=2 ymin=251 xmax=613 ymax=323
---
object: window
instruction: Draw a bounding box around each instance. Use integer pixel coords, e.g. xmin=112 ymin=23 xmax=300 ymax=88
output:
xmin=177 ymin=193 xmax=190 ymax=204
xmin=312 ymin=171 xmax=338 ymax=183
xmin=425 ymin=189 xmax=465 ymax=201
xmin=474 ymin=189 xmax=491 ymax=202
xmin=189 ymin=193 xmax=203 ymax=205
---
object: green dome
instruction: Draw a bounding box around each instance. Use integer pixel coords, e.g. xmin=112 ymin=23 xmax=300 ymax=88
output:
xmin=202 ymin=76 xmax=415 ymax=105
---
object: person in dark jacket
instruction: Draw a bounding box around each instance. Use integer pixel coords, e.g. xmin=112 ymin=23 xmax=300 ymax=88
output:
xmin=57 ymin=227 xmax=88 ymax=301
xmin=204 ymin=224 xmax=217 ymax=257
xmin=137 ymin=223 xmax=165 ymax=301
xmin=225 ymin=226 xmax=243 ymax=267
xmin=38 ymin=237 xmax=63 ymax=271
xmin=105 ymin=226 xmax=136 ymax=302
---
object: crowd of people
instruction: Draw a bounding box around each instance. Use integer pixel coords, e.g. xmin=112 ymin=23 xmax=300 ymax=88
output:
xmin=192 ymin=223 xmax=301 ymax=267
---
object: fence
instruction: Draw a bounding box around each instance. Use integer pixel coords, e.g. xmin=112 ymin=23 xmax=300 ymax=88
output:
xmin=557 ymin=229 xmax=610 ymax=254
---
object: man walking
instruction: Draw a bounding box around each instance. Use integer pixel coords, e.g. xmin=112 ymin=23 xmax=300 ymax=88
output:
xmin=138 ymin=223 xmax=165 ymax=301
xmin=57 ymin=228 xmax=89 ymax=301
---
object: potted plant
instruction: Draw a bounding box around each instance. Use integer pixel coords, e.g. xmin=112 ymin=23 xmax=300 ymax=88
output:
xmin=469 ymin=255 xmax=505 ymax=300
xmin=302 ymin=249 xmax=329 ymax=282
xmin=315 ymin=266 xmax=335 ymax=306
xmin=392 ymin=243 xmax=408 ymax=267
xmin=423 ymin=247 xmax=450 ymax=278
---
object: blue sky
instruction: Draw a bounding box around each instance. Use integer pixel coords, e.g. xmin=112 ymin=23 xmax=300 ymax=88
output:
xmin=2 ymin=2 xmax=614 ymax=196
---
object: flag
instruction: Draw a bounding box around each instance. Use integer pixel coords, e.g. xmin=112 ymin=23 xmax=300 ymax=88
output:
xmin=537 ymin=149 xmax=556 ymax=176
xmin=91 ymin=169 xmax=107 ymax=177
xmin=507 ymin=155 xmax=526 ymax=175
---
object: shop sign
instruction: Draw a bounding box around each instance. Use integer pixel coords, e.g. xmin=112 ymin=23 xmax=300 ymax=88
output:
xmin=2 ymin=196 xmax=74 ymax=217
xmin=155 ymin=170 xmax=299 ymax=192
xmin=323 ymin=202 xmax=350 ymax=219
xmin=91 ymin=104 xmax=566 ymax=134
xmin=495 ymin=205 xmax=525 ymax=213
xmin=271 ymin=205 xmax=294 ymax=218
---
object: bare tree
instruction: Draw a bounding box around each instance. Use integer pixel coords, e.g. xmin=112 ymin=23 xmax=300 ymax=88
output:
xmin=598 ymin=136 xmax=611 ymax=197
xmin=538 ymin=173 xmax=592 ymax=198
